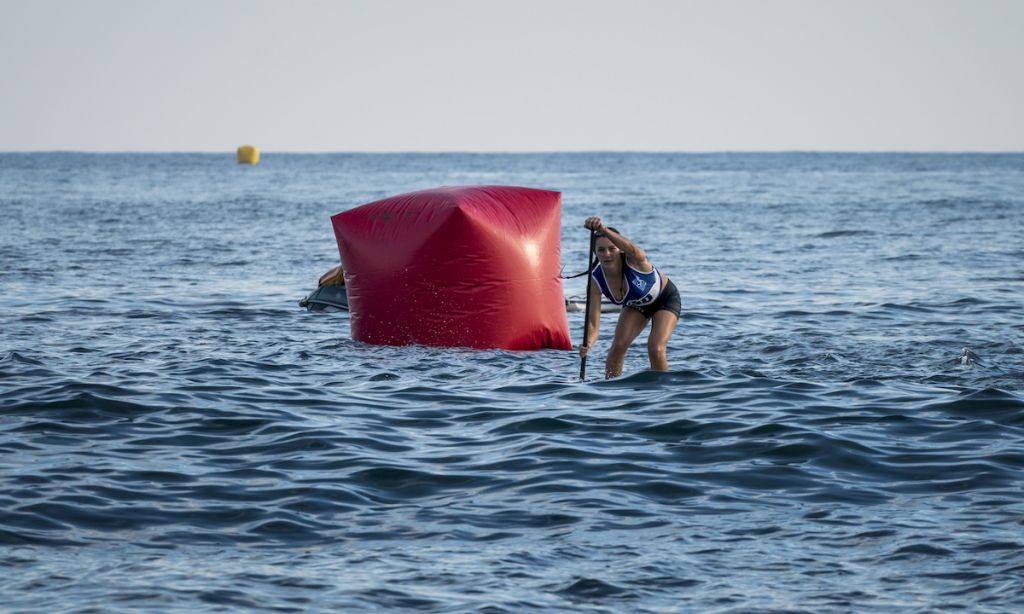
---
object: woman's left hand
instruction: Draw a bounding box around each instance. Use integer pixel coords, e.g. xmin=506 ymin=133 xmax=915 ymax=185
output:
xmin=584 ymin=217 xmax=604 ymax=231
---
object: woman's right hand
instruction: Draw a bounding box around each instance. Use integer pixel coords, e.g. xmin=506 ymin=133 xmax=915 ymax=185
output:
xmin=579 ymin=344 xmax=590 ymax=358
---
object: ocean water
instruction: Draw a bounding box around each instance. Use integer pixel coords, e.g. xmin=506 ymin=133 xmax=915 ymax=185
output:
xmin=1 ymin=152 xmax=1022 ymax=612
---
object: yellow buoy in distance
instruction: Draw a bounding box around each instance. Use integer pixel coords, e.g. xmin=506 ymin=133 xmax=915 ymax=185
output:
xmin=236 ymin=145 xmax=260 ymax=165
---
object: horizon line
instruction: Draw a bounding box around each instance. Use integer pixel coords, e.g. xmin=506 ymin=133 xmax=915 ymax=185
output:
xmin=2 ymin=149 xmax=1023 ymax=155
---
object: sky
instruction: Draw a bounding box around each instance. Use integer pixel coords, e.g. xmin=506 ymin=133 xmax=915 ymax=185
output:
xmin=2 ymin=0 xmax=1022 ymax=152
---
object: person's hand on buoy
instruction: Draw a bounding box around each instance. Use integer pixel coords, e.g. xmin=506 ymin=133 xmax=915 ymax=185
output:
xmin=584 ymin=217 xmax=605 ymax=232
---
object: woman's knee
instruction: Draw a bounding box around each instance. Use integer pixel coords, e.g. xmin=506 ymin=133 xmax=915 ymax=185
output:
xmin=609 ymin=340 xmax=632 ymax=356
xmin=647 ymin=340 xmax=668 ymax=360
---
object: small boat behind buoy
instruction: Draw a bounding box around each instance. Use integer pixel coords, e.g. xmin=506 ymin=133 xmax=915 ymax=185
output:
xmin=236 ymin=145 xmax=260 ymax=165
xmin=300 ymin=284 xmax=349 ymax=312
xmin=300 ymin=265 xmax=348 ymax=311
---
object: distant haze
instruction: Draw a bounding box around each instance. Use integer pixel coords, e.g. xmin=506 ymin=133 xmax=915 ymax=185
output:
xmin=2 ymin=0 xmax=1021 ymax=152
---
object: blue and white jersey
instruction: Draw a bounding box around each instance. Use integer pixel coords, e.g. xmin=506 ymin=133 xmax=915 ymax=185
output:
xmin=591 ymin=260 xmax=664 ymax=307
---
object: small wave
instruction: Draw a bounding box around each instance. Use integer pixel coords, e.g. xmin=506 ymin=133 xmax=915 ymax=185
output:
xmin=889 ymin=543 xmax=955 ymax=558
xmin=884 ymin=253 xmax=925 ymax=261
xmin=490 ymin=416 xmax=579 ymax=435
xmin=348 ymin=467 xmax=491 ymax=501
xmin=815 ymin=229 xmax=874 ymax=239
xmin=1 ymin=388 xmax=167 ymax=419
xmin=0 ymin=350 xmax=44 ymax=366
xmin=924 ymin=387 xmax=1024 ymax=424
xmin=558 ymin=577 xmax=637 ymax=601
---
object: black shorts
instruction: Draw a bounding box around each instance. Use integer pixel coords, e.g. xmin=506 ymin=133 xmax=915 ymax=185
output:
xmin=628 ymin=278 xmax=682 ymax=319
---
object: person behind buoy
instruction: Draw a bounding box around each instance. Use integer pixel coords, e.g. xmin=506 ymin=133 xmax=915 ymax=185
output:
xmin=318 ymin=263 xmax=345 ymax=287
xmin=579 ymin=217 xmax=681 ymax=378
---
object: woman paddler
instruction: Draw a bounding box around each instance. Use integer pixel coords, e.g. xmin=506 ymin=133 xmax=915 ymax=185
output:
xmin=579 ymin=217 xmax=682 ymax=378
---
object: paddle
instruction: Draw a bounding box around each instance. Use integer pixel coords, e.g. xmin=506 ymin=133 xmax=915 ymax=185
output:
xmin=580 ymin=229 xmax=598 ymax=380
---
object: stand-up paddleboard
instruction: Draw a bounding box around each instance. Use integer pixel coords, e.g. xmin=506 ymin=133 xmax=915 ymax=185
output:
xmin=564 ymin=296 xmax=621 ymax=314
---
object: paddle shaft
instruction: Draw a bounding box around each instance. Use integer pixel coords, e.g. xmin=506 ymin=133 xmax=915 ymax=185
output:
xmin=579 ymin=229 xmax=598 ymax=380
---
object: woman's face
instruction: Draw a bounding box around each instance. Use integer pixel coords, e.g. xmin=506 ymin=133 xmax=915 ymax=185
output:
xmin=595 ymin=237 xmax=620 ymax=265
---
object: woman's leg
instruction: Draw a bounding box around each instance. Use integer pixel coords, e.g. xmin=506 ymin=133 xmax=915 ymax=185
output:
xmin=605 ymin=308 xmax=649 ymax=378
xmin=646 ymin=310 xmax=679 ymax=371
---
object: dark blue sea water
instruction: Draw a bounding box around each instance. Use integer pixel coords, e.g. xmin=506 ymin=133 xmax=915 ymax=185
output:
xmin=1 ymin=152 xmax=1023 ymax=612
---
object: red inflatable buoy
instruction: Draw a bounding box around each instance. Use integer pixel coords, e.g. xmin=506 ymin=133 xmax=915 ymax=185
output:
xmin=331 ymin=185 xmax=572 ymax=351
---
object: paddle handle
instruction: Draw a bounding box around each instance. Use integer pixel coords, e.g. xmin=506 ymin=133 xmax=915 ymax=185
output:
xmin=579 ymin=229 xmax=598 ymax=380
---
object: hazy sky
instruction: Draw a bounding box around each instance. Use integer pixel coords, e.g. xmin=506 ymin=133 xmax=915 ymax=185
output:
xmin=2 ymin=0 xmax=1021 ymax=152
